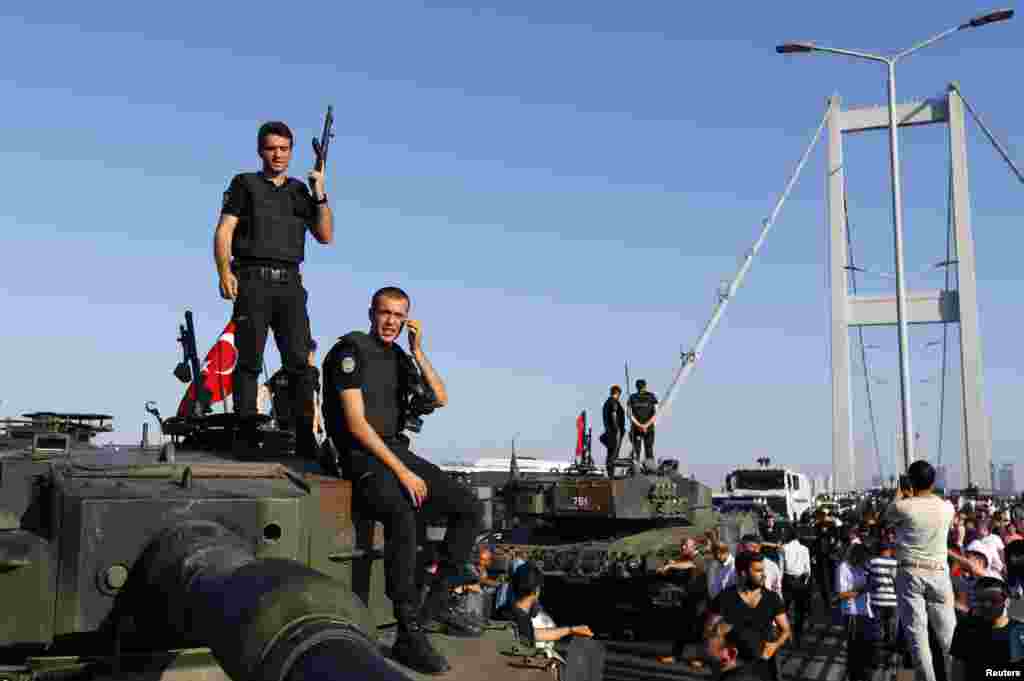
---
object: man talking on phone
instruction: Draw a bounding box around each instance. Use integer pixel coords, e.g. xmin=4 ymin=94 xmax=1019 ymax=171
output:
xmin=321 ymin=286 xmax=483 ymax=674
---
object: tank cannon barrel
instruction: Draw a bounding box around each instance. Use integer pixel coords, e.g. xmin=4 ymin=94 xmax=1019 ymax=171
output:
xmin=129 ymin=520 xmax=411 ymax=681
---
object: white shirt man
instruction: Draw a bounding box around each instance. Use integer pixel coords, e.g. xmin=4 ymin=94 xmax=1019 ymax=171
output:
xmin=882 ymin=463 xmax=956 ymax=681
xmin=782 ymin=537 xmax=811 ymax=579
xmin=966 ymin=532 xmax=1005 ymax=575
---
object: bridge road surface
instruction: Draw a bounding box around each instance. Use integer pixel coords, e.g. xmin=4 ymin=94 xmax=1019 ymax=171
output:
xmin=378 ymin=609 xmax=910 ymax=681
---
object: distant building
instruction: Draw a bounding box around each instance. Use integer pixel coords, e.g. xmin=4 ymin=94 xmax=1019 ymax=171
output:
xmin=999 ymin=463 xmax=1016 ymax=496
xmin=935 ymin=465 xmax=948 ymax=491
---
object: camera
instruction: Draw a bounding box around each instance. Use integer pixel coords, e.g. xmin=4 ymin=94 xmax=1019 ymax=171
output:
xmin=399 ymin=353 xmax=440 ymax=434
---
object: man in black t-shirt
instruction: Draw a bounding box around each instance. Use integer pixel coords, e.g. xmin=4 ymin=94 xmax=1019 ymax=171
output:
xmin=321 ymin=287 xmax=483 ymax=674
xmin=950 ymin=577 xmax=1024 ymax=681
xmin=706 ymin=621 xmax=776 ymax=681
xmin=214 ymin=121 xmax=334 ymax=457
xmin=707 ymin=551 xmax=790 ymax=681
xmin=627 ymin=379 xmax=658 ymax=465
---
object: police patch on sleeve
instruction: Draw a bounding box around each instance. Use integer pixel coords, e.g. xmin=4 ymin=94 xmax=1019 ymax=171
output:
xmin=341 ymin=356 xmax=356 ymax=374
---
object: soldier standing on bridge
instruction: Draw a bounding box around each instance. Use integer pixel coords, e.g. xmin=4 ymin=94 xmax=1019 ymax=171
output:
xmin=214 ymin=121 xmax=333 ymax=456
xmin=628 ymin=379 xmax=658 ymax=466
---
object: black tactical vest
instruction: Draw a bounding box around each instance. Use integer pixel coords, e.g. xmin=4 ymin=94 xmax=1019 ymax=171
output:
xmin=231 ymin=173 xmax=308 ymax=265
xmin=324 ymin=331 xmax=410 ymax=451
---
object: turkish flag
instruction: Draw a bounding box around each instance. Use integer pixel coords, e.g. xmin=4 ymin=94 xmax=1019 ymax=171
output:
xmin=576 ymin=411 xmax=586 ymax=458
xmin=177 ymin=321 xmax=237 ymax=417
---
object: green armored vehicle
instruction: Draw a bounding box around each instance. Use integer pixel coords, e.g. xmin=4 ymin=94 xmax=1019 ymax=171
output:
xmin=0 ymin=312 xmax=540 ymax=681
xmin=493 ymin=461 xmax=755 ymax=641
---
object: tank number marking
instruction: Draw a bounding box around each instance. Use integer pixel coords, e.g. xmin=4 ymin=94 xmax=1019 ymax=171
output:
xmin=571 ymin=496 xmax=593 ymax=509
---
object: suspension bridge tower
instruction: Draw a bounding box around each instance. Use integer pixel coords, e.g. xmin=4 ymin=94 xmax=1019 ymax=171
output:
xmin=828 ymin=83 xmax=992 ymax=492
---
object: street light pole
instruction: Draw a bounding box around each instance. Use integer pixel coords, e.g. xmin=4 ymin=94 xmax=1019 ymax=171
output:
xmin=885 ymin=59 xmax=915 ymax=473
xmin=777 ymin=8 xmax=1014 ymax=473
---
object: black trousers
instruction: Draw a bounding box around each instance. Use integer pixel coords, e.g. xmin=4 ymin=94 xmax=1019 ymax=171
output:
xmin=782 ymin=574 xmax=811 ymax=645
xmin=232 ymin=271 xmax=315 ymax=444
xmin=603 ymin=431 xmax=623 ymax=476
xmin=352 ymin=439 xmax=482 ymax=611
xmin=553 ymin=637 xmax=606 ymax=681
xmin=630 ymin=427 xmax=655 ymax=460
xmin=845 ymin=615 xmax=873 ymax=681
xmin=813 ymin=558 xmax=833 ymax=609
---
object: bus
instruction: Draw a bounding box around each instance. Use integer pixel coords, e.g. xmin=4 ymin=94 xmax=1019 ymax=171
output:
xmin=721 ymin=467 xmax=812 ymax=522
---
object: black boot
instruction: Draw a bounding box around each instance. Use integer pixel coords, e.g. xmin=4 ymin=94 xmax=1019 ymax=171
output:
xmin=392 ymin=603 xmax=450 ymax=675
xmin=420 ymin=581 xmax=483 ymax=638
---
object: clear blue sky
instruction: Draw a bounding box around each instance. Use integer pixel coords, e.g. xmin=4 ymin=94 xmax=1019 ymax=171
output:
xmin=2 ymin=2 xmax=1022 ymax=490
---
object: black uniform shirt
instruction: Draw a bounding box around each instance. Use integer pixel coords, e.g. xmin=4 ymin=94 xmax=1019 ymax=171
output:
xmin=222 ymin=172 xmax=316 ymax=266
xmin=628 ymin=391 xmax=658 ymax=424
xmin=602 ymin=397 xmax=625 ymax=434
xmin=322 ymin=332 xmax=408 ymax=453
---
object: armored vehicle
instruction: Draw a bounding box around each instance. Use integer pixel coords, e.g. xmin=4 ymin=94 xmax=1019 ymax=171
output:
xmin=0 ymin=313 xmax=542 ymax=681
xmin=491 ymin=460 xmax=756 ymax=641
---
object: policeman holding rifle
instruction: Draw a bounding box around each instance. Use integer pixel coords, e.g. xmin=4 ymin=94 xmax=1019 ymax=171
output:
xmin=213 ymin=112 xmax=334 ymax=456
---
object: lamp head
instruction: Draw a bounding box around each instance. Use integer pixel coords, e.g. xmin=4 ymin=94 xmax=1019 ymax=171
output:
xmin=966 ymin=8 xmax=1014 ymax=28
xmin=776 ymin=42 xmax=815 ymax=54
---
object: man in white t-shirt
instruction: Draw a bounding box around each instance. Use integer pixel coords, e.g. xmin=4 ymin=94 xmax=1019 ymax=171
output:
xmin=966 ymin=518 xmax=1005 ymax=576
xmin=882 ymin=461 xmax=956 ymax=681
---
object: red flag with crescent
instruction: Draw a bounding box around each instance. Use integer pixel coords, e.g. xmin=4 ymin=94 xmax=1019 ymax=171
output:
xmin=177 ymin=320 xmax=237 ymax=416
xmin=575 ymin=411 xmax=586 ymax=458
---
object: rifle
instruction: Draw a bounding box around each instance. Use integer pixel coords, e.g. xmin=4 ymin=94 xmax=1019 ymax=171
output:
xmin=174 ymin=311 xmax=212 ymax=418
xmin=310 ymin=106 xmax=334 ymax=189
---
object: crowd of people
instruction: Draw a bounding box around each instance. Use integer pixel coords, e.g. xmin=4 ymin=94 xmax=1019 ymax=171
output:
xmin=690 ymin=460 xmax=1024 ymax=680
xmin=464 ymin=461 xmax=1023 ymax=681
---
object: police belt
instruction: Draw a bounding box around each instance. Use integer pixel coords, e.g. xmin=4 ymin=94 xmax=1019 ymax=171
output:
xmin=235 ymin=262 xmax=300 ymax=283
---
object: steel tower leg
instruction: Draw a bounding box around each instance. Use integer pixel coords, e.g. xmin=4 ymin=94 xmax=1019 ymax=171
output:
xmin=827 ymin=95 xmax=856 ymax=493
xmin=947 ymin=84 xmax=993 ymax=490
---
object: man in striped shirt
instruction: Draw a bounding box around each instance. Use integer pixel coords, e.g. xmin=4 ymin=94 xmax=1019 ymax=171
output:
xmin=867 ymin=543 xmax=898 ymax=646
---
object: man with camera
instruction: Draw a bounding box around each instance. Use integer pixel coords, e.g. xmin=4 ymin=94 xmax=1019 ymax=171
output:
xmin=321 ymin=286 xmax=483 ymax=675
xmin=883 ymin=461 xmax=956 ymax=681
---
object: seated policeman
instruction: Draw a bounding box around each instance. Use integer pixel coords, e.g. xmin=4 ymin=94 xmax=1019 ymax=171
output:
xmin=322 ymin=286 xmax=483 ymax=675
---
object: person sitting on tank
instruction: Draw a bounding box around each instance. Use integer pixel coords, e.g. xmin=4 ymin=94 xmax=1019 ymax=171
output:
xmin=499 ymin=562 xmax=606 ymax=681
xmin=655 ymin=537 xmax=710 ymax=669
xmin=455 ymin=543 xmax=501 ymax=622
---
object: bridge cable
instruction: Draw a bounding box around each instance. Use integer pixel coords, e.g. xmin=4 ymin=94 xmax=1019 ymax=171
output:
xmin=950 ymin=84 xmax=1024 ymax=185
xmin=842 ymin=184 xmax=885 ymax=483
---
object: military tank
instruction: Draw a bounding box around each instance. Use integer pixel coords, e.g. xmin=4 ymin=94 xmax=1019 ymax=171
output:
xmin=0 ymin=312 xmax=538 ymax=681
xmin=490 ymin=457 xmax=755 ymax=641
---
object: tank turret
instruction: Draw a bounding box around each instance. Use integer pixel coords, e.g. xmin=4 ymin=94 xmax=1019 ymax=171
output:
xmin=492 ymin=464 xmax=754 ymax=641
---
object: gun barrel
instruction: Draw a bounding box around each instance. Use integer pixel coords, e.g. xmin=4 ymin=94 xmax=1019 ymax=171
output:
xmin=131 ymin=520 xmax=408 ymax=681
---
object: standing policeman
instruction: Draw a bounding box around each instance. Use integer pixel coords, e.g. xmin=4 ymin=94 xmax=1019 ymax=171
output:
xmin=628 ymin=379 xmax=658 ymax=466
xmin=322 ymin=286 xmax=483 ymax=674
xmin=601 ymin=385 xmax=625 ymax=478
xmin=213 ymin=121 xmax=333 ymax=455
